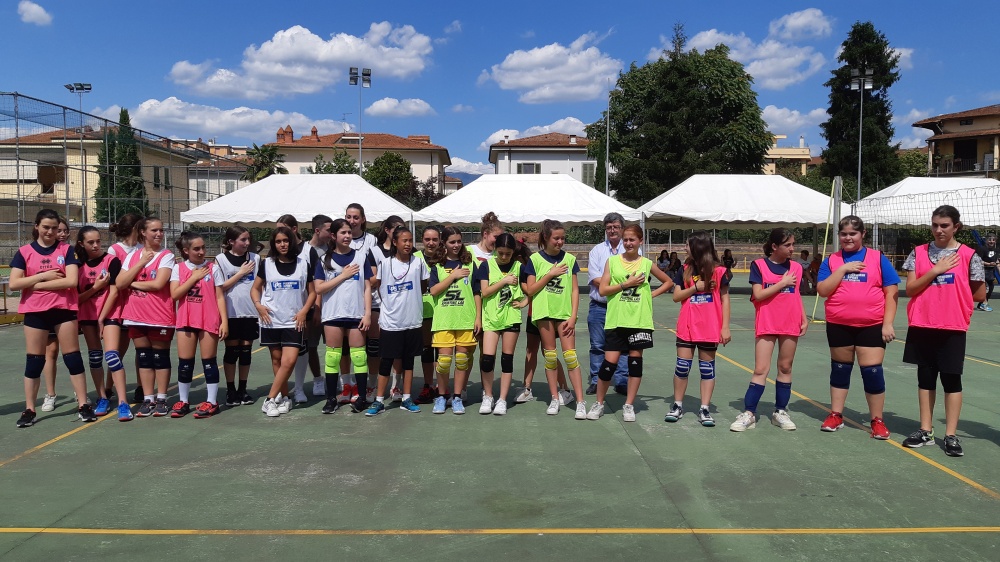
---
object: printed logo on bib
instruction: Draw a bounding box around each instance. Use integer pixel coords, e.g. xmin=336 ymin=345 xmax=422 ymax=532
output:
xmin=57 ymin=255 xmax=65 ymax=265
xmin=240 ymin=271 xmax=255 ymax=283
xmin=842 ymin=272 xmax=868 ymax=283
xmin=271 ymin=280 xmax=301 ymax=291
xmin=387 ymin=281 xmax=414 ymax=294
xmin=497 ymin=285 xmax=512 ymax=309
xmin=763 ymin=282 xmax=796 ymax=293
xmin=690 ymin=293 xmax=714 ymax=304
xmin=544 ymin=276 xmax=565 ymax=295
xmin=931 ymin=273 xmax=956 ymax=286
xmin=620 ymin=280 xmax=644 ymax=303
xmin=186 ymin=284 xmax=205 ymax=303
xmin=441 ymin=285 xmax=465 ymax=306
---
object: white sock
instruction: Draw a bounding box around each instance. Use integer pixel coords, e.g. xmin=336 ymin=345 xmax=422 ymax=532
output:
xmin=293 ymin=355 xmax=307 ymax=391
xmin=376 ymin=396 xmax=385 ymax=403
xmin=156 ymin=393 xmax=167 ymax=400
xmin=178 ymin=382 xmax=190 ymax=403
xmin=144 ymin=394 xmax=154 ymax=402
xmin=207 ymin=383 xmax=218 ymax=405
xmin=390 ymin=372 xmax=398 ymax=389
xmin=403 ymin=394 xmax=411 ymax=401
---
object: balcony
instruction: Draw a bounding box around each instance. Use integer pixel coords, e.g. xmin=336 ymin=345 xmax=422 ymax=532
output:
xmin=932 ymin=157 xmax=996 ymax=177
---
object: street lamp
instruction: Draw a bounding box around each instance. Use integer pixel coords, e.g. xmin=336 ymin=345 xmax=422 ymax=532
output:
xmin=64 ymin=82 xmax=91 ymax=221
xmin=850 ymin=68 xmax=873 ymax=206
xmin=348 ymin=67 xmax=371 ymax=172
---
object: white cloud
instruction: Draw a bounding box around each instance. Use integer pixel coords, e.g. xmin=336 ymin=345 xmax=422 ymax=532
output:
xmin=481 ymin=32 xmax=621 ymax=104
xmin=984 ymin=92 xmax=1000 ymax=102
xmin=169 ymin=23 xmax=433 ymax=100
xmin=768 ymin=8 xmax=832 ymax=41
xmin=892 ymin=47 xmax=914 ymax=70
xmin=893 ymin=108 xmax=933 ymax=149
xmin=944 ymin=95 xmax=957 ymax=108
xmin=451 ymin=104 xmax=474 ymax=113
xmin=365 ymin=97 xmax=435 ymax=117
xmin=111 ymin=97 xmax=348 ymax=146
xmin=761 ymin=105 xmax=826 ymax=134
xmin=897 ymin=129 xmax=932 ymax=149
xmin=478 ymin=129 xmax=520 ymax=151
xmin=478 ymin=117 xmax=587 ymax=150
xmin=444 ymin=20 xmax=461 ymax=34
xmin=447 ymin=157 xmax=494 ymax=175
xmin=18 ymin=1 xmax=51 ymax=25
xmin=521 ymin=30 xmax=535 ymax=39
xmin=893 ymin=107 xmax=931 ymax=126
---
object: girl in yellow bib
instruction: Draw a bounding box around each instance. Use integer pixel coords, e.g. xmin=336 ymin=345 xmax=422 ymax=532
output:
xmin=523 ymin=219 xmax=586 ymax=418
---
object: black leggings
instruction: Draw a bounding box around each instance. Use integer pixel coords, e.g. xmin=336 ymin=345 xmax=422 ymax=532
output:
xmin=987 ymin=273 xmax=995 ymax=301
xmin=917 ymin=365 xmax=962 ymax=393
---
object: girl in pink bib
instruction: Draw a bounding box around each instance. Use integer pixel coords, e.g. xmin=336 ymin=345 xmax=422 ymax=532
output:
xmin=731 ymin=229 xmax=806 ymax=432
xmin=104 ymin=213 xmax=143 ymax=409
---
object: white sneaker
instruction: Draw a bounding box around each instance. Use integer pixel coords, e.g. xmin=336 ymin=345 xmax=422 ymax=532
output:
xmin=493 ymin=399 xmax=508 ymax=416
xmin=293 ymin=389 xmax=308 ymax=404
xmin=771 ymin=409 xmax=797 ymax=431
xmin=277 ymin=395 xmax=292 ymax=414
xmin=622 ymin=404 xmax=636 ymax=422
xmin=41 ymin=394 xmax=57 ymax=412
xmin=575 ymin=401 xmax=588 ymax=420
xmin=586 ymin=402 xmax=604 ymax=420
xmin=558 ymin=389 xmax=574 ymax=406
xmin=479 ymin=395 xmax=494 ymax=415
xmin=514 ymin=388 xmax=534 ymax=403
xmin=312 ymin=378 xmax=326 ymax=397
xmin=262 ymin=398 xmax=280 ymax=417
xmin=390 ymin=387 xmax=403 ymax=403
xmin=730 ymin=411 xmax=757 ymax=432
xmin=546 ymin=399 xmax=560 ymax=415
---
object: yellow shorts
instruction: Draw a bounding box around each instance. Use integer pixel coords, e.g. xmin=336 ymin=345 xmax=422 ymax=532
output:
xmin=432 ymin=329 xmax=478 ymax=348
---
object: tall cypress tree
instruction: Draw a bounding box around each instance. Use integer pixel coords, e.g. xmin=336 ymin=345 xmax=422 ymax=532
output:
xmin=94 ymin=108 xmax=149 ymax=221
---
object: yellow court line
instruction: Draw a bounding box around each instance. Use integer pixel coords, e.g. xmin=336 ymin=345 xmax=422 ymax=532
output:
xmin=1 ymin=526 xmax=1000 ymax=536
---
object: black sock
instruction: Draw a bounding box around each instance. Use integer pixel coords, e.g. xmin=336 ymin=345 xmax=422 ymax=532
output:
xmin=237 ymin=379 xmax=247 ymax=393
xmin=355 ymin=377 xmax=368 ymax=401
xmin=227 ymin=381 xmax=237 ymax=392
xmin=325 ymin=374 xmax=337 ymax=399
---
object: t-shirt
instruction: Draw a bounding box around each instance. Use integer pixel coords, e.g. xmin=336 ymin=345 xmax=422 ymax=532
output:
xmin=902 ymin=244 xmax=984 ymax=281
xmin=376 ymin=255 xmax=430 ymax=331
xmin=85 ymin=254 xmax=122 ymax=284
xmin=520 ymin=250 xmax=581 ymax=282
xmin=258 ymin=258 xmax=315 ymax=283
xmin=976 ymin=245 xmax=998 ymax=270
xmin=817 ymin=248 xmax=901 ymax=285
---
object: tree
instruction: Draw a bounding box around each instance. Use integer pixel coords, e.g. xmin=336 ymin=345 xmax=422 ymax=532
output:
xmin=242 ymin=143 xmax=288 ymax=182
xmin=362 ymin=151 xmax=417 ymax=199
xmin=93 ymin=108 xmax=149 ymax=222
xmin=898 ymin=148 xmax=928 ymax=178
xmin=586 ymin=24 xmax=771 ymax=203
xmin=819 ymin=21 xmax=903 ymax=202
xmin=308 ymin=149 xmax=358 ymax=174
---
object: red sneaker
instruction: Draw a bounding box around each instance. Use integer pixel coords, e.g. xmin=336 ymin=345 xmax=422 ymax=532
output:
xmin=870 ymin=417 xmax=890 ymax=440
xmin=416 ymin=386 xmax=434 ymax=404
xmin=338 ymin=383 xmax=353 ymax=405
xmin=170 ymin=401 xmax=190 ymax=418
xmin=820 ymin=411 xmax=844 ymax=432
xmin=193 ymin=402 xmax=220 ymax=419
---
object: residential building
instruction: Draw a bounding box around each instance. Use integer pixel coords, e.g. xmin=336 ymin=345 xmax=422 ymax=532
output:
xmin=188 ymin=157 xmax=251 ymax=208
xmin=763 ymin=135 xmax=811 ymax=176
xmin=488 ymin=133 xmax=596 ymax=186
xmin=442 ymin=175 xmax=463 ymax=195
xmin=913 ymin=104 xmax=1000 ymax=177
xmin=268 ymin=125 xmax=452 ymax=193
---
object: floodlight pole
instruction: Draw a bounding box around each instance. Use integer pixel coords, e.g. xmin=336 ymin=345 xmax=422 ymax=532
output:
xmin=850 ymin=68 xmax=873 ymax=210
xmin=605 ymin=79 xmax=611 ymax=195
xmin=349 ymin=67 xmax=371 ymax=173
xmin=64 ymin=82 xmax=91 ymax=222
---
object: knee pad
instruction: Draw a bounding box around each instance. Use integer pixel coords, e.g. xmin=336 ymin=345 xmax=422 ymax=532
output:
xmin=830 ymin=360 xmax=853 ymax=390
xmin=500 ymin=353 xmax=514 ymax=373
xmin=24 ymin=354 xmax=45 ymax=379
xmin=349 ymin=346 xmax=368 ymax=374
xmin=366 ymin=338 xmax=380 ymax=358
xmin=480 ymin=354 xmax=496 ymax=373
xmin=628 ymin=356 xmax=643 ymax=378
xmin=136 ymin=347 xmax=154 ymax=370
xmin=223 ymin=346 xmax=240 ymax=366
xmin=699 ymin=359 xmax=715 ymax=380
xmin=562 ymin=349 xmax=579 ymax=370
xmin=941 ymin=372 xmax=963 ymax=394
xmin=421 ymin=346 xmax=435 ymax=364
xmin=379 ymin=359 xmax=393 ymax=377
xmin=105 ymin=350 xmax=124 ymax=372
xmin=917 ymin=365 xmax=938 ymax=391
xmin=202 ymin=358 xmax=220 ymax=384
xmin=543 ymin=349 xmax=559 ymax=370
xmin=325 ymin=346 xmax=343 ymax=374
xmin=88 ymin=349 xmax=104 ymax=369
xmin=860 ymin=364 xmax=885 ymax=395
xmin=436 ymin=354 xmax=453 ymax=375
xmin=178 ymin=358 xmax=196 ymax=384
xmin=63 ymin=351 xmax=85 ymax=376
xmin=598 ymin=360 xmax=616 ymax=382
xmin=674 ymin=357 xmax=692 ymax=379
xmin=151 ymin=349 xmax=171 ymax=371
xmin=455 ymin=352 xmax=470 ymax=371
xmin=239 ymin=345 xmax=253 ymax=366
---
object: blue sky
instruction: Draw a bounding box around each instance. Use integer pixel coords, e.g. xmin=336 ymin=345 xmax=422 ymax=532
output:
xmin=5 ymin=1 xmax=997 ymax=176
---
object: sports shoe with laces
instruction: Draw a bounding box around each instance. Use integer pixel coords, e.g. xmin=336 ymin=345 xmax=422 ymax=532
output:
xmin=350 ymin=399 xmax=369 ymax=413
xmin=193 ymin=402 xmax=219 ymax=419
xmin=558 ymin=389 xmax=574 ymax=406
xmin=546 ymin=399 xmax=560 ymax=415
xmin=479 ymin=395 xmax=494 ymax=415
xmin=622 ymin=403 xmax=636 ymax=422
xmin=322 ymin=398 xmax=340 ymax=414
xmin=117 ymin=402 xmax=134 ymax=422
xmin=390 ymin=387 xmax=403 ymax=403
xmin=944 ymin=435 xmax=964 ymax=457
xmin=136 ymin=399 xmax=154 ymax=418
xmin=225 ymin=389 xmax=240 ymax=407
xmin=41 ymin=394 xmax=57 ymax=412
xmin=870 ymin=417 xmax=890 ymax=440
xmin=451 ymin=396 xmax=466 ymax=415
xmin=698 ymin=406 xmax=715 ymax=427
xmin=170 ymin=401 xmax=190 ymax=418
xmin=730 ymin=411 xmax=756 ymax=432
xmin=771 ymin=409 xmax=796 ymax=431
xmin=293 ymin=389 xmax=308 ymax=404
xmin=432 ymin=396 xmax=447 ymax=414
xmin=400 ymin=398 xmax=420 ymax=413
xmin=493 ymin=399 xmax=508 ymax=416
xmin=276 ymin=395 xmax=292 ymax=414
xmin=986 ymin=305 xmax=994 ymax=312
xmin=153 ymin=398 xmax=169 ymax=417
xmin=239 ymin=390 xmax=255 ymax=405
xmin=77 ymin=403 xmax=98 ymax=423
xmin=132 ymin=387 xmax=143 ymax=405
xmin=16 ymin=409 xmax=36 ymax=428
xmin=820 ymin=411 xmax=844 ymax=432
xmin=94 ymin=398 xmax=111 ymax=416
xmin=586 ymin=402 xmax=604 ymax=420
xmin=365 ymin=400 xmax=386 ymax=417
xmin=664 ymin=402 xmax=684 ymax=422
xmin=312 ymin=377 xmax=326 ymax=397
xmin=902 ymin=428 xmax=934 ymax=448
xmin=514 ymin=388 xmax=534 ymax=403
xmin=575 ymin=401 xmax=588 ymax=420
xmin=262 ymin=398 xmax=280 ymax=417
xmin=338 ymin=383 xmax=352 ymax=405
xmin=416 ymin=386 xmax=434 ymax=404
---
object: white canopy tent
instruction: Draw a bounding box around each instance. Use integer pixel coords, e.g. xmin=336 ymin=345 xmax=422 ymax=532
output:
xmin=856 ymin=177 xmax=1000 ymax=227
xmin=180 ymin=174 xmax=414 ymax=227
xmin=413 ymin=174 xmax=640 ymax=227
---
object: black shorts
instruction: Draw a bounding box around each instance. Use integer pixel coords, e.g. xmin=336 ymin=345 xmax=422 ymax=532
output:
xmin=605 ymin=328 xmax=654 ymax=352
xmin=491 ymin=323 xmax=521 ymax=334
xmin=24 ymin=309 xmax=77 ymax=331
xmin=227 ymin=317 xmax=260 ymax=341
xmin=902 ymin=326 xmax=967 ymax=374
xmin=324 ymin=319 xmax=362 ymax=329
xmin=825 ymin=322 xmax=885 ymax=349
xmin=260 ymin=327 xmax=305 ymax=350
xmin=525 ymin=316 xmax=539 ymax=336
xmin=379 ymin=327 xmax=423 ymax=360
xmin=675 ymin=336 xmax=717 ymax=352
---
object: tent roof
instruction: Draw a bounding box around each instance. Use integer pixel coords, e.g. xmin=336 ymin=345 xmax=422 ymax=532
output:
xmin=180 ymin=174 xmax=413 ymax=227
xmin=413 ymin=174 xmax=640 ymax=226
xmin=638 ymin=174 xmax=849 ymax=228
xmin=856 ymin=177 xmax=1000 ymax=227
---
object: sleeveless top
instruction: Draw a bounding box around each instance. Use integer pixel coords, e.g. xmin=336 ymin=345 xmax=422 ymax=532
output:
xmin=481 ymin=259 xmax=524 ymax=332
xmin=121 ymin=248 xmax=176 ymax=327
xmin=108 ymin=241 xmax=139 ymax=319
xmin=605 ymin=255 xmax=654 ymax=330
xmin=318 ymin=249 xmax=369 ymax=322
xmin=261 ymin=257 xmax=310 ymax=329
xmin=175 ymin=261 xmax=222 ymax=334
xmin=413 ymin=250 xmax=435 ymax=319
xmin=751 ymin=258 xmax=804 ymax=337
xmin=824 ymin=248 xmax=885 ymax=327
xmin=215 ymin=252 xmax=260 ymax=319
xmin=16 ymin=241 xmax=78 ymax=314
xmin=907 ymin=244 xmax=975 ymax=332
xmin=431 ymin=261 xmax=477 ymax=332
xmin=675 ymin=265 xmax=727 ymax=343
xmin=529 ymin=251 xmax=577 ymax=322
xmin=77 ymin=253 xmax=116 ymax=321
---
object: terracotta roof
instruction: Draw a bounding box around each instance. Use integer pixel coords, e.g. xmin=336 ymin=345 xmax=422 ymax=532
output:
xmin=913 ymin=104 xmax=1000 ymax=127
xmin=269 ymin=129 xmax=448 ymax=151
xmin=489 ymin=132 xmax=589 ymax=148
xmin=0 ymin=126 xmax=201 ymax=161
xmin=0 ymin=127 xmax=104 ymax=145
xmin=444 ymin=175 xmax=462 ymax=183
xmin=925 ymin=128 xmax=1000 ymax=142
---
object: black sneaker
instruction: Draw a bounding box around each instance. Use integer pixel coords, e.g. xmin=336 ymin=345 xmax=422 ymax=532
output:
xmin=322 ymin=398 xmax=340 ymax=414
xmin=239 ymin=390 xmax=255 ymax=405
xmin=585 ymin=383 xmax=597 ymax=395
xmin=78 ymin=404 xmax=98 ymax=423
xmin=944 ymin=435 xmax=964 ymax=457
xmin=225 ymin=389 xmax=240 ymax=407
xmin=132 ymin=387 xmax=143 ymax=404
xmin=16 ymin=409 xmax=37 ymax=428
xmin=152 ymin=398 xmax=169 ymax=417
xmin=136 ymin=399 xmax=155 ymax=417
xmin=902 ymin=428 xmax=934 ymax=448
xmin=350 ymin=399 xmax=369 ymax=413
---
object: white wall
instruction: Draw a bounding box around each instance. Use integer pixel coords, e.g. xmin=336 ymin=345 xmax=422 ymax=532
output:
xmin=494 ymin=149 xmax=595 ymax=184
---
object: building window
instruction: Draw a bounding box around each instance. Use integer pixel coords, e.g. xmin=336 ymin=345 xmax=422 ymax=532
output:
xmin=299 ymin=166 xmax=310 ymax=174
xmin=959 ymin=119 xmax=973 ymax=126
xmin=153 ymin=166 xmax=160 ymax=188
xmin=163 ymin=167 xmax=171 ymax=189
xmin=196 ymin=180 xmax=208 ymax=202
xmin=582 ymin=162 xmax=596 ymax=187
xmin=516 ymin=162 xmax=541 ymax=174
xmin=225 ymin=180 xmax=236 ymax=194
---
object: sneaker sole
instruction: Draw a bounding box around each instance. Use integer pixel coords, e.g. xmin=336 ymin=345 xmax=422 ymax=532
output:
xmin=700 ymin=420 xmax=716 ymax=427
xmin=871 ymin=433 xmax=890 ymax=440
xmin=772 ymin=421 xmax=796 ymax=431
xmin=820 ymin=423 xmax=844 ymax=432
xmin=902 ymin=440 xmax=932 ymax=448
xmin=664 ymin=415 xmax=682 ymax=422
xmin=730 ymin=423 xmax=756 ymax=432
xmin=945 ymin=450 xmax=964 ymax=457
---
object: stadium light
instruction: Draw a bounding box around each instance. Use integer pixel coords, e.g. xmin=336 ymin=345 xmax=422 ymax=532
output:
xmin=64 ymin=82 xmax=92 ymax=221
xmin=850 ymin=68 xmax=873 ymax=207
xmin=348 ymin=68 xmax=371 ymax=172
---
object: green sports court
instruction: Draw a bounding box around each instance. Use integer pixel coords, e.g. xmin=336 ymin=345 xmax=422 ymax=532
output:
xmin=1 ymin=274 xmax=999 ymax=560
